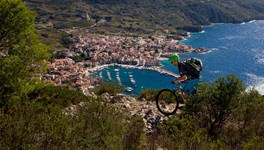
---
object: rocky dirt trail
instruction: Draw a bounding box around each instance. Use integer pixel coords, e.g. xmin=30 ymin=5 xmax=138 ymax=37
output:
xmin=64 ymin=93 xmax=182 ymax=133
xmin=102 ymin=93 xmax=182 ymax=133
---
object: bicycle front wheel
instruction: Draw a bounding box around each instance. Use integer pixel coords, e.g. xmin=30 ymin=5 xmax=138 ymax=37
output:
xmin=156 ymin=89 xmax=179 ymax=116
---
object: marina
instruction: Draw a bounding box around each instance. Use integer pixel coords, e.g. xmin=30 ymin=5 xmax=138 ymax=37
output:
xmin=91 ymin=65 xmax=177 ymax=95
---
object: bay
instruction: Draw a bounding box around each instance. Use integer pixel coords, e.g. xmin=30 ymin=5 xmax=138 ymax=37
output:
xmin=93 ymin=20 xmax=264 ymax=95
xmin=92 ymin=66 xmax=176 ymax=95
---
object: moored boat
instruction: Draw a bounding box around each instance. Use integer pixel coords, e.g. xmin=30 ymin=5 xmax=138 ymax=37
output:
xmin=130 ymin=79 xmax=136 ymax=84
xmin=125 ymin=87 xmax=133 ymax=92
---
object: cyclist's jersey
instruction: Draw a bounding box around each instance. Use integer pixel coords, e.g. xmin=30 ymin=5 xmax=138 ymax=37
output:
xmin=178 ymin=62 xmax=200 ymax=79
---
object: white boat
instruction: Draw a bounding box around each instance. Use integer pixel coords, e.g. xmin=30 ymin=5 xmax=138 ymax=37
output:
xmin=114 ymin=69 xmax=119 ymax=72
xmin=130 ymin=79 xmax=136 ymax=84
xmin=129 ymin=75 xmax=133 ymax=78
xmin=107 ymin=71 xmax=112 ymax=80
xmin=116 ymin=76 xmax=121 ymax=84
xmin=126 ymin=87 xmax=133 ymax=92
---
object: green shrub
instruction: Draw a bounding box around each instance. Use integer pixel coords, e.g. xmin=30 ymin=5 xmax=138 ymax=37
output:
xmin=28 ymin=84 xmax=89 ymax=107
xmin=184 ymin=74 xmax=245 ymax=137
xmin=147 ymin=115 xmax=208 ymax=149
xmin=137 ymin=88 xmax=160 ymax=101
xmin=123 ymin=116 xmax=146 ymax=150
xmin=92 ymin=80 xmax=124 ymax=96
xmin=0 ymin=97 xmax=71 ymax=149
xmin=1 ymin=85 xmax=146 ymax=149
xmin=183 ymin=74 xmax=264 ymax=149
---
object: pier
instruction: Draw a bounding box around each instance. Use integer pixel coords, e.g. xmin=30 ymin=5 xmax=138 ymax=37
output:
xmin=159 ymin=69 xmax=179 ymax=78
xmin=142 ymin=66 xmax=179 ymax=78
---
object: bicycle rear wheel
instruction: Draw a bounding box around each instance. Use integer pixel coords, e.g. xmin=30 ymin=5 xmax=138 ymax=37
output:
xmin=156 ymin=89 xmax=179 ymax=116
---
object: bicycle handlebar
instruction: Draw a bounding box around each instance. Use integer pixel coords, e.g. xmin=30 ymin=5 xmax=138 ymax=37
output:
xmin=171 ymin=80 xmax=187 ymax=84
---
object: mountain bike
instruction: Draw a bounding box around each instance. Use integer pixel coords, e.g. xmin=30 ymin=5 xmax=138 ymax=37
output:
xmin=156 ymin=81 xmax=185 ymax=116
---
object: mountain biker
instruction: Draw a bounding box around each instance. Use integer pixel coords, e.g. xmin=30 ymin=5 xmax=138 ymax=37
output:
xmin=169 ymin=53 xmax=201 ymax=100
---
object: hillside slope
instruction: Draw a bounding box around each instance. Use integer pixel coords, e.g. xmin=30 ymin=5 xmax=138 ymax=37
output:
xmin=24 ymin=0 xmax=264 ymax=48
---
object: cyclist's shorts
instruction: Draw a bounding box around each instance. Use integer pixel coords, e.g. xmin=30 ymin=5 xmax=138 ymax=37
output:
xmin=182 ymin=78 xmax=200 ymax=95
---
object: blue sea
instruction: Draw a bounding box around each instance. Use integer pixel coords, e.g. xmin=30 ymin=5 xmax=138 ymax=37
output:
xmin=92 ymin=20 xmax=264 ymax=95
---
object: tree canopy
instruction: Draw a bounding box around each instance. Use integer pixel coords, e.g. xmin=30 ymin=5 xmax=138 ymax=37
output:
xmin=0 ymin=0 xmax=50 ymax=70
xmin=0 ymin=0 xmax=51 ymax=106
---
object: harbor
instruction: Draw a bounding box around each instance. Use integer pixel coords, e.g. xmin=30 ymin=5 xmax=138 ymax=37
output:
xmin=91 ymin=64 xmax=178 ymax=95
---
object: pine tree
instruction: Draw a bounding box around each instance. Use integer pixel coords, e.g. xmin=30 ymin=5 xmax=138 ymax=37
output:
xmin=0 ymin=0 xmax=50 ymax=107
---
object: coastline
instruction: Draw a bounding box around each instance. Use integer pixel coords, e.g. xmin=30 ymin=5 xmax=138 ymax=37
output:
xmin=90 ymin=20 xmax=264 ymax=96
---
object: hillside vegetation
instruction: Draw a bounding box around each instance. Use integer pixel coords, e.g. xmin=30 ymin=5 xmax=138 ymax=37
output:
xmin=24 ymin=0 xmax=264 ymax=49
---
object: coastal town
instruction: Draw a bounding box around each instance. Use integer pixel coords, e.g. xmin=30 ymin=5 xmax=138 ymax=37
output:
xmin=41 ymin=33 xmax=208 ymax=95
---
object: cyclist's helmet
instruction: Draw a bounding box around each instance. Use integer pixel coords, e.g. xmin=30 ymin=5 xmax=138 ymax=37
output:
xmin=169 ymin=53 xmax=180 ymax=62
